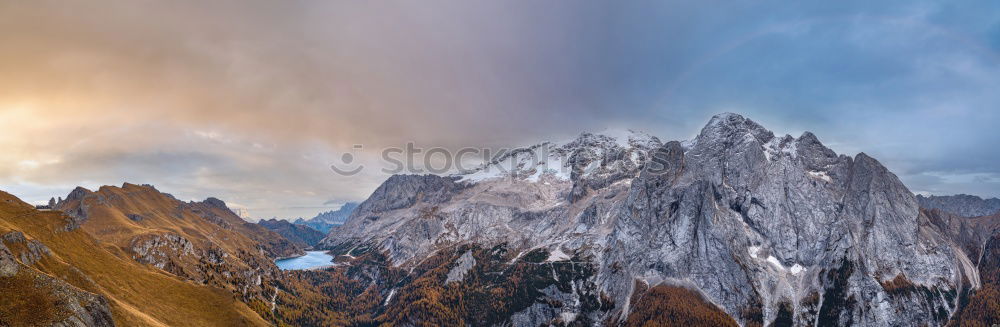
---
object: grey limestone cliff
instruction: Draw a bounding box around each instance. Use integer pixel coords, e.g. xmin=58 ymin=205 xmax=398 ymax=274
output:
xmin=319 ymin=113 xmax=978 ymax=326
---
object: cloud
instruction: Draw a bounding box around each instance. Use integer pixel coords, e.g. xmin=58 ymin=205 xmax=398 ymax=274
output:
xmin=1 ymin=0 xmax=999 ymax=217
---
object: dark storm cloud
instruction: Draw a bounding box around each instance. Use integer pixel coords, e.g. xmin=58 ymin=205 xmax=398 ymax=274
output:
xmin=2 ymin=0 xmax=999 ymax=218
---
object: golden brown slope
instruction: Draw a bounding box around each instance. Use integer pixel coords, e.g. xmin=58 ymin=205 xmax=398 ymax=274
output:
xmin=54 ymin=183 xmax=300 ymax=307
xmin=0 ymin=225 xmax=114 ymax=326
xmin=0 ymin=190 xmax=269 ymax=326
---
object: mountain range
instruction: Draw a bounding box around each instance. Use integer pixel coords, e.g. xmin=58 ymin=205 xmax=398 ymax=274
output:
xmin=317 ymin=113 xmax=999 ymax=326
xmin=1 ymin=113 xmax=998 ymax=326
xmin=917 ymin=194 xmax=1000 ymax=218
xmin=293 ymin=202 xmax=359 ymax=233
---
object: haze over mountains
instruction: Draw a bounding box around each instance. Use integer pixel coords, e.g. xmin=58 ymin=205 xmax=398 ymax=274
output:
xmin=1 ymin=114 xmax=998 ymax=326
xmin=293 ymin=203 xmax=359 ymax=233
xmin=252 ymin=203 xmax=359 ymax=248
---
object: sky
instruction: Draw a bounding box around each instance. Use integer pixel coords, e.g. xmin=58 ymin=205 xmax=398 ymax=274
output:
xmin=1 ymin=0 xmax=999 ymax=220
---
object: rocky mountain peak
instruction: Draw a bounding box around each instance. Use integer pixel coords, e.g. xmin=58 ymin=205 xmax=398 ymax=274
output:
xmin=120 ymin=182 xmax=155 ymax=191
xmin=796 ymin=130 xmax=820 ymax=144
xmin=65 ymin=186 xmax=93 ymax=202
xmin=561 ymin=128 xmax=661 ymax=152
xmin=355 ymin=174 xmax=463 ymax=216
xmin=200 ymin=197 xmax=229 ymax=210
xmin=695 ymin=112 xmax=775 ymax=146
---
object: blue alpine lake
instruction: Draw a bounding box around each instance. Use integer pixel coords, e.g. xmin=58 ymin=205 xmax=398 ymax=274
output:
xmin=275 ymin=251 xmax=335 ymax=270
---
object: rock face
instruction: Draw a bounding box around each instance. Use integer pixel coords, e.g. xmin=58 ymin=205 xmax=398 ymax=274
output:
xmin=320 ymin=113 xmax=980 ymax=326
xmin=257 ymin=218 xmax=326 ymax=247
xmin=917 ymin=194 xmax=1000 ymax=218
xmin=1 ymin=231 xmax=51 ymax=266
xmin=444 ymin=250 xmax=476 ymax=284
xmin=294 ymin=202 xmax=359 ymax=233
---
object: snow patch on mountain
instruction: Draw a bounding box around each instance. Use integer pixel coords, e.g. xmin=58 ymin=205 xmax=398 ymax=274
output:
xmin=545 ymin=247 xmax=571 ymax=262
xmin=807 ymin=170 xmax=832 ymax=182
xmin=456 ymin=129 xmax=659 ymax=183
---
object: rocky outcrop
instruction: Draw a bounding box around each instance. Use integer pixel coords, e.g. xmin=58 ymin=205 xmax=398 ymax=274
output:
xmin=0 ymin=241 xmax=19 ymax=277
xmin=319 ymin=113 xmax=978 ymax=326
xmin=130 ymin=233 xmax=196 ymax=270
xmin=917 ymin=194 xmax=1000 ymax=218
xmin=55 ymin=187 xmax=95 ymax=230
xmin=2 ymin=231 xmax=52 ymax=266
xmin=126 ymin=231 xmax=273 ymax=296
